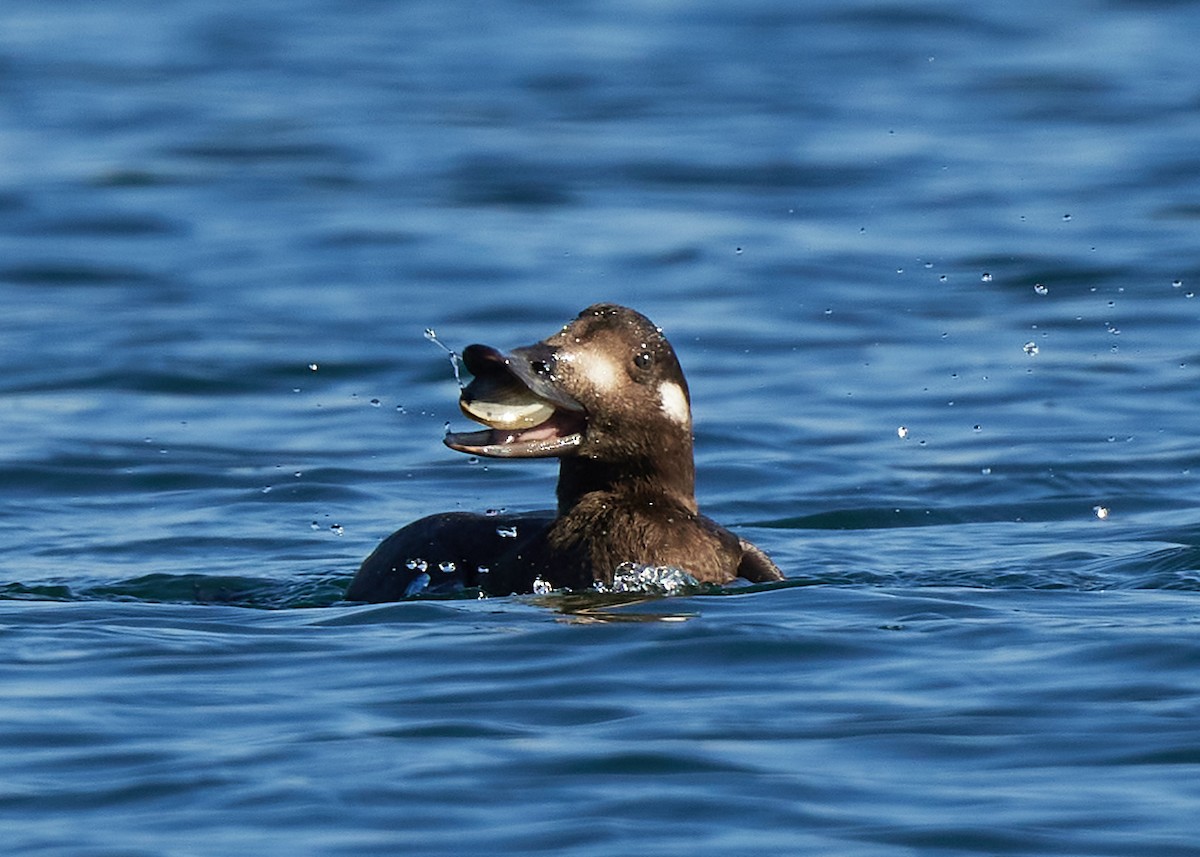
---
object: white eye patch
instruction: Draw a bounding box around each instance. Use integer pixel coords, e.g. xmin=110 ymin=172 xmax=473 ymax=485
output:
xmin=658 ymin=380 xmax=690 ymax=426
xmin=580 ymin=353 xmax=620 ymax=392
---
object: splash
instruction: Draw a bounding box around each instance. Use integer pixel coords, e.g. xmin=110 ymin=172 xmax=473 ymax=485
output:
xmin=424 ymin=328 xmax=464 ymax=388
xmin=596 ymin=563 xmax=701 ymax=595
xmin=526 ymin=564 xmax=703 ymax=599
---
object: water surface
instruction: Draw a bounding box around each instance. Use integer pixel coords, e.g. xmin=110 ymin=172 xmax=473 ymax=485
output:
xmin=2 ymin=0 xmax=1199 ymax=854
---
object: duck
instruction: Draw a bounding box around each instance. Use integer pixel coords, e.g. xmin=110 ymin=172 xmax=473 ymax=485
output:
xmin=346 ymin=303 xmax=783 ymax=600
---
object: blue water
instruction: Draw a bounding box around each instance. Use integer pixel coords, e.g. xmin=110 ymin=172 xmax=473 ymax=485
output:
xmin=3 ymin=0 xmax=1199 ymax=853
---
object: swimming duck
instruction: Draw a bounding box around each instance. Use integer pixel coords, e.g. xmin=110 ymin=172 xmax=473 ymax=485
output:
xmin=346 ymin=303 xmax=783 ymax=600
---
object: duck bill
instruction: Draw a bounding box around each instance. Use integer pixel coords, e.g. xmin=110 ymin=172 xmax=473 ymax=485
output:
xmin=443 ymin=344 xmax=586 ymax=458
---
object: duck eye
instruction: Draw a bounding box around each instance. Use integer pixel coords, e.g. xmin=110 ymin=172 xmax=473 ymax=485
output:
xmin=634 ymin=351 xmax=654 ymax=371
xmin=530 ymin=359 xmax=552 ymax=376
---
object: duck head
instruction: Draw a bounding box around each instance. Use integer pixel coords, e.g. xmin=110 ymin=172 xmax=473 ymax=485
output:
xmin=444 ymin=304 xmax=696 ymax=511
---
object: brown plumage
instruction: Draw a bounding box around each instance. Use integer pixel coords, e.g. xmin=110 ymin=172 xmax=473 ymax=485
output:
xmin=347 ymin=304 xmax=782 ymax=601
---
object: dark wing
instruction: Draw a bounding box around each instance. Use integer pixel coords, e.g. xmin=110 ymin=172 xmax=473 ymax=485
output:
xmin=347 ymin=511 xmax=552 ymax=602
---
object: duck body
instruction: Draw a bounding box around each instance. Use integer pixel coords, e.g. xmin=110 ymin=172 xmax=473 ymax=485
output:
xmin=346 ymin=304 xmax=783 ymax=601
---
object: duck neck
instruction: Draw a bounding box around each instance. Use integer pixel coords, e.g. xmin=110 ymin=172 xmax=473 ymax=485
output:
xmin=556 ymin=449 xmax=697 ymax=516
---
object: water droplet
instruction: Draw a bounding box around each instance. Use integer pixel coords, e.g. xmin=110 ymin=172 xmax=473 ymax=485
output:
xmin=1062 ymin=213 xmax=1072 ymax=221
xmin=973 ymin=424 xmax=982 ymax=432
xmin=260 ymin=485 xmax=272 ymax=494
xmin=981 ymin=467 xmax=992 ymax=475
xmin=981 ymin=272 xmax=992 ymax=282
xmin=823 ymin=308 xmax=833 ymax=316
xmin=310 ymin=521 xmax=320 ymax=530
xmin=1034 ymin=283 xmax=1049 ymax=296
xmin=330 ymin=523 xmax=344 ymax=536
xmin=734 ymin=247 xmax=743 ymax=255
xmin=897 ymin=426 xmax=909 ymax=439
xmin=437 ymin=561 xmax=456 ymax=573
xmin=476 ymin=566 xmax=490 ymax=576
xmin=531 ymin=577 xmax=553 ymax=595
xmin=939 ymin=275 xmax=947 ymax=283
xmin=1172 ymin=279 xmax=1183 ymax=289
xmin=924 ymin=261 xmax=934 ymax=269
xmin=1186 ymin=292 xmax=1195 ymax=299
xmin=1023 ymin=341 xmax=1039 ymax=356
xmin=370 ymin=398 xmax=381 ymax=407
xmin=308 ymin=363 xmax=319 ymax=371
xmin=425 ymin=328 xmax=464 ymax=387
xmin=497 ymin=526 xmax=518 ymax=539
xmin=1093 ymin=505 xmax=1109 ymax=520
